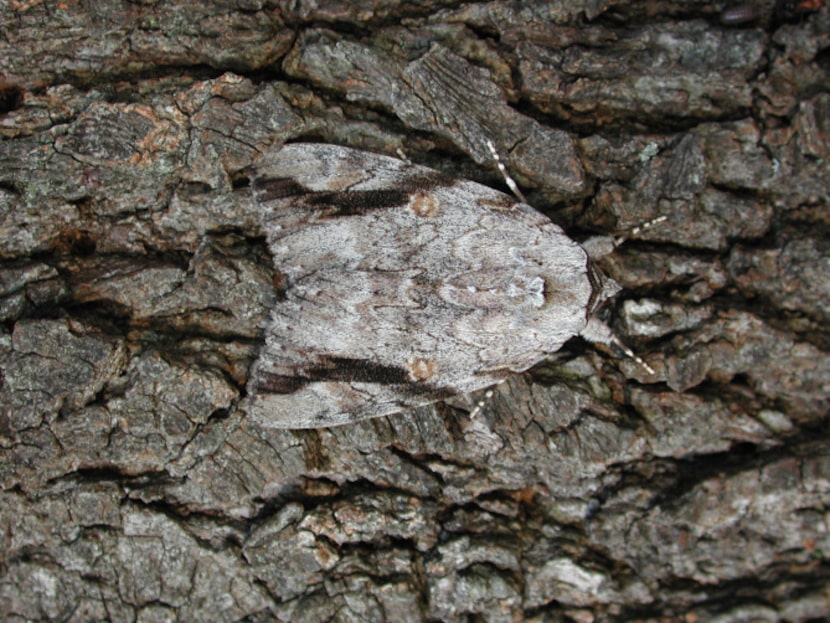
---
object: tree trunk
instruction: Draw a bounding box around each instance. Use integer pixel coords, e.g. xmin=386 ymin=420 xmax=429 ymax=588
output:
xmin=1 ymin=1 xmax=829 ymax=621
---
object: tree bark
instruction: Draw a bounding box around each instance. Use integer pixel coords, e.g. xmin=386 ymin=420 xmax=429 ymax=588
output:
xmin=1 ymin=1 xmax=829 ymax=621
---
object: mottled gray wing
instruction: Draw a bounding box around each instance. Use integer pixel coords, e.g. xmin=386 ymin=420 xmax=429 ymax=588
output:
xmin=247 ymin=143 xmax=593 ymax=428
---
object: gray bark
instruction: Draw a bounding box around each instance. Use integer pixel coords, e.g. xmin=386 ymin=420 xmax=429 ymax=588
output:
xmin=1 ymin=1 xmax=829 ymax=621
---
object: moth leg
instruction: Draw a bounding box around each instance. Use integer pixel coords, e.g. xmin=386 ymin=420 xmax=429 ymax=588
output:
xmin=486 ymin=139 xmax=528 ymax=204
xmin=485 ymin=137 xmax=666 ymax=263
xmin=580 ymin=216 xmax=668 ymax=260
xmin=468 ymin=379 xmax=508 ymax=419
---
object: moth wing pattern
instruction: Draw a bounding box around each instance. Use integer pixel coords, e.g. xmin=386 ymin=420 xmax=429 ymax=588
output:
xmin=247 ymin=143 xmax=595 ymax=428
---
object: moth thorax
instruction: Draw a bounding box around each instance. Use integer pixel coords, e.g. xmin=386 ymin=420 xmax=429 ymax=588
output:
xmin=505 ymin=274 xmax=545 ymax=306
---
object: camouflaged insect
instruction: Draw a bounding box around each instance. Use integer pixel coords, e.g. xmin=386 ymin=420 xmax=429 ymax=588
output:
xmin=247 ymin=142 xmax=626 ymax=428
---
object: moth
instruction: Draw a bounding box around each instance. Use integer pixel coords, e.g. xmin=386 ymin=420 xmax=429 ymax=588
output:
xmin=247 ymin=142 xmax=642 ymax=428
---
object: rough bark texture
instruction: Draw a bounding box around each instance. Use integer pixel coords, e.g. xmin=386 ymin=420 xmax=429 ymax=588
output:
xmin=1 ymin=1 xmax=829 ymax=622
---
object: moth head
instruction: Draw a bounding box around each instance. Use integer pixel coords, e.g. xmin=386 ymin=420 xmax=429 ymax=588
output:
xmin=582 ymin=260 xmax=655 ymax=375
xmin=586 ymin=260 xmax=621 ymax=317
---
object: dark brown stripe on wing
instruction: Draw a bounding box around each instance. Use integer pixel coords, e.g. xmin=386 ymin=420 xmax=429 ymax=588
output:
xmin=255 ymin=357 xmax=411 ymax=395
xmin=308 ymin=190 xmax=412 ymax=216
xmin=254 ymin=356 xmax=461 ymax=399
xmin=253 ymin=177 xmax=309 ymax=202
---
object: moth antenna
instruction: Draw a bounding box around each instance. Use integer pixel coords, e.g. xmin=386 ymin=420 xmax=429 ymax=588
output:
xmin=580 ymin=317 xmax=655 ymax=375
xmin=486 ymin=139 xmax=528 ymax=204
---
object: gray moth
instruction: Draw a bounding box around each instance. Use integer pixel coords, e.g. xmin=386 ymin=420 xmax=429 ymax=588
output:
xmin=247 ymin=142 xmax=627 ymax=428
